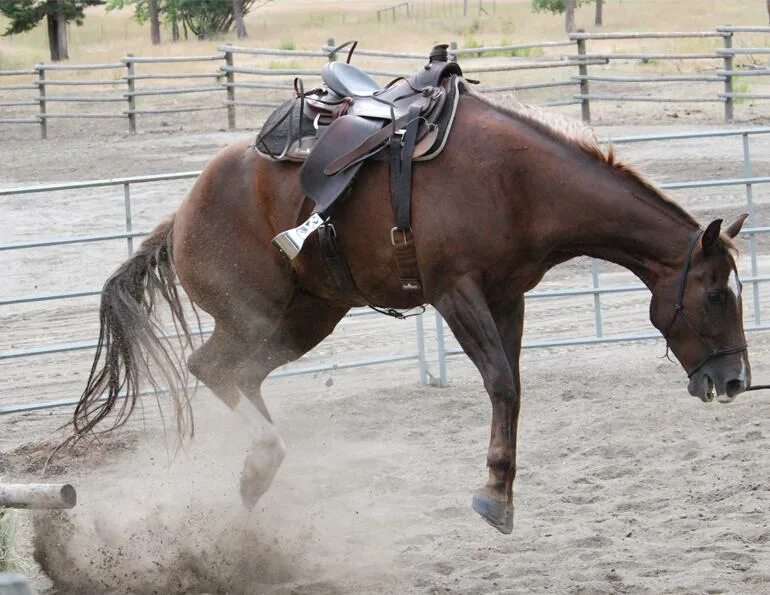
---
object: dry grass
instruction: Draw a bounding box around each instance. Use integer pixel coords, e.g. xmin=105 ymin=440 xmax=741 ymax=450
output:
xmin=0 ymin=0 xmax=768 ymax=68
xmin=0 ymin=508 xmax=19 ymax=572
xmin=1 ymin=0 xmax=769 ymax=131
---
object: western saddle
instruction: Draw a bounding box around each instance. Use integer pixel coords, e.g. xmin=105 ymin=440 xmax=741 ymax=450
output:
xmin=256 ymin=42 xmax=464 ymax=293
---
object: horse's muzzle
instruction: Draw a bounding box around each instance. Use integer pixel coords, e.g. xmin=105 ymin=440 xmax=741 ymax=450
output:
xmin=688 ymin=359 xmax=750 ymax=403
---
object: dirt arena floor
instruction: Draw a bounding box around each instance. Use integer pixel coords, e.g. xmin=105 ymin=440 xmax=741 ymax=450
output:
xmin=2 ymin=105 xmax=770 ymax=594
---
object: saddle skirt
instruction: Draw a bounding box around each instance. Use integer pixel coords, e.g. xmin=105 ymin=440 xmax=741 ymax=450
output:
xmin=255 ymin=45 xmax=463 ymax=214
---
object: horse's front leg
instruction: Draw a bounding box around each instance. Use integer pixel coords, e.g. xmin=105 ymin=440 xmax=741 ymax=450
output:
xmin=434 ymin=276 xmax=519 ymax=534
xmin=489 ymin=295 xmax=525 ymax=519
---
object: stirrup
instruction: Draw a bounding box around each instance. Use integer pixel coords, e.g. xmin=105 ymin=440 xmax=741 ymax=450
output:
xmin=272 ymin=213 xmax=325 ymax=259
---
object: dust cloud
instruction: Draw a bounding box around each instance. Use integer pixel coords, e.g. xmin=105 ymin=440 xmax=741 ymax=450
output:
xmin=30 ymin=399 xmax=305 ymax=594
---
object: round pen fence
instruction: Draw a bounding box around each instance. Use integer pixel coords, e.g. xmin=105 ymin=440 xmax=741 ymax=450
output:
xmin=3 ymin=26 xmax=770 ymax=137
xmin=1 ymin=126 xmax=769 ymax=415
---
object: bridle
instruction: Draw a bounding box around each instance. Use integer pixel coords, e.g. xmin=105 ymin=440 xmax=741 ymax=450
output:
xmin=662 ymin=228 xmax=748 ymax=379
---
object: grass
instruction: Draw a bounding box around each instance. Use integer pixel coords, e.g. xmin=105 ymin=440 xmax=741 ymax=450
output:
xmin=732 ymin=75 xmax=753 ymax=102
xmin=0 ymin=0 xmax=768 ymax=67
xmin=462 ymin=36 xmax=545 ymax=57
xmin=0 ymin=0 xmax=768 ymax=99
xmin=268 ymin=60 xmax=303 ymax=70
xmin=0 ymin=507 xmax=20 ymax=573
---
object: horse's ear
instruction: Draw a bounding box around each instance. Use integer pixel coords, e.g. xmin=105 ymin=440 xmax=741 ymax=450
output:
xmin=725 ymin=213 xmax=749 ymax=239
xmin=702 ymin=219 xmax=723 ymax=255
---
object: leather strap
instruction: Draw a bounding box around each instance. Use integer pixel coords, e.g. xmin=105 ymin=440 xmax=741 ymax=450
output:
xmin=389 ymin=104 xmax=423 ymax=292
xmin=390 ymin=104 xmax=421 ymax=230
xmin=318 ymin=223 xmax=362 ymax=298
xmin=392 ymin=232 xmax=422 ymax=292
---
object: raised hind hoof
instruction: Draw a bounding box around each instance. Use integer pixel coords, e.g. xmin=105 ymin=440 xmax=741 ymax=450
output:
xmin=472 ymin=491 xmax=513 ymax=534
xmin=239 ymin=467 xmax=265 ymax=510
xmin=239 ymin=452 xmax=272 ymax=510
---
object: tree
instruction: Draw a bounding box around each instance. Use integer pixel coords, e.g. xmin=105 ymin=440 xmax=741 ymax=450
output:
xmin=109 ymin=0 xmax=268 ymax=42
xmin=565 ymin=0 xmax=575 ymax=32
xmin=149 ymin=0 xmax=160 ymax=44
xmin=531 ymin=0 xmax=594 ymax=33
xmin=106 ymin=0 xmax=159 ymax=43
xmin=232 ymin=0 xmax=246 ymax=39
xmin=0 ymin=0 xmax=104 ymax=61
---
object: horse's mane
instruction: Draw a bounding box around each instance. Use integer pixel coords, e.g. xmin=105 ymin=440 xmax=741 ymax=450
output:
xmin=463 ymin=84 xmax=699 ymax=227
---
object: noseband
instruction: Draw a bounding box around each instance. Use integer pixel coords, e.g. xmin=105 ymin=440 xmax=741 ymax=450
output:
xmin=663 ymin=228 xmax=747 ymax=378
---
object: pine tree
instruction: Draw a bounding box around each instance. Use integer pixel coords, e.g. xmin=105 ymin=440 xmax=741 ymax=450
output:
xmin=0 ymin=0 xmax=104 ymax=61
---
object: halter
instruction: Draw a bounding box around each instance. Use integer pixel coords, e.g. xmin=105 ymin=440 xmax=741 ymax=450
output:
xmin=663 ymin=228 xmax=748 ymax=378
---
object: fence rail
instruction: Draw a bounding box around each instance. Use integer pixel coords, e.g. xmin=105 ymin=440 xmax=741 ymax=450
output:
xmin=2 ymin=126 xmax=770 ymax=413
xmin=3 ymin=26 xmax=770 ymax=137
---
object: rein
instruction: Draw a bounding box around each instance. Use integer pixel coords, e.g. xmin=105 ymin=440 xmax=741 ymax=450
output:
xmin=663 ymin=228 xmax=748 ymax=379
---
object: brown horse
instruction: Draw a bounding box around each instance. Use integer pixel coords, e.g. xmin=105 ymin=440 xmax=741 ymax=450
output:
xmin=72 ymin=87 xmax=752 ymax=534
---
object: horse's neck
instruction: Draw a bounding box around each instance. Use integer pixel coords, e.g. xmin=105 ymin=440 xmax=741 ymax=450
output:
xmin=494 ymin=117 xmax=702 ymax=288
xmin=470 ymin=95 xmax=701 ymax=289
xmin=554 ymin=171 xmax=698 ymax=289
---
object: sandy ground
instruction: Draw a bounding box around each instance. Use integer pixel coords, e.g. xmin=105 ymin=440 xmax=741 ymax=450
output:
xmin=2 ymin=106 xmax=770 ymax=593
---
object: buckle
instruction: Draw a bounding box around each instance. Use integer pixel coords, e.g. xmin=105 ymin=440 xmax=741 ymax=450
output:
xmin=390 ymin=226 xmax=411 ymax=246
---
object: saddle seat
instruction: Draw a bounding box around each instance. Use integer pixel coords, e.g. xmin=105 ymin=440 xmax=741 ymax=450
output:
xmin=322 ymin=61 xmax=380 ymax=97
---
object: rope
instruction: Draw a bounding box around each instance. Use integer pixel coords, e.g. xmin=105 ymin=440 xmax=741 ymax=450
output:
xmin=745 ymin=384 xmax=770 ymax=392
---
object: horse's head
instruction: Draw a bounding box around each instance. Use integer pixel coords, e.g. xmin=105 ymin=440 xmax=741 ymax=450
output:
xmin=650 ymin=215 xmax=751 ymax=403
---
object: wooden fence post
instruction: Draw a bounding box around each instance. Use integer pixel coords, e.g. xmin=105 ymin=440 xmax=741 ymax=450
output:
xmin=36 ymin=64 xmax=47 ymax=140
xmin=722 ymin=30 xmax=734 ymax=123
xmin=126 ymin=54 xmax=137 ymax=134
xmin=224 ymin=48 xmax=236 ymax=130
xmin=449 ymin=41 xmax=458 ymax=62
xmin=327 ymin=38 xmax=336 ymax=62
xmin=576 ymin=30 xmax=591 ymax=123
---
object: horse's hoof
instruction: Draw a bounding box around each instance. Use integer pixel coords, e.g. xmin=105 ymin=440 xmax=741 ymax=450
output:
xmin=472 ymin=491 xmax=513 ymax=534
xmin=239 ymin=452 xmax=270 ymax=510
xmin=239 ymin=468 xmax=264 ymax=510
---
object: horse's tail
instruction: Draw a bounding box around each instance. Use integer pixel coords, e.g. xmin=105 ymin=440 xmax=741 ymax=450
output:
xmin=71 ymin=214 xmax=195 ymax=440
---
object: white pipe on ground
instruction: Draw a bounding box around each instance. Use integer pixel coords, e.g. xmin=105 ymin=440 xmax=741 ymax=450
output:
xmin=0 ymin=483 xmax=76 ymax=509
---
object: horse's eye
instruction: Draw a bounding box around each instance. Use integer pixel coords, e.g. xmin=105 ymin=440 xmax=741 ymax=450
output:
xmin=707 ymin=292 xmax=727 ymax=305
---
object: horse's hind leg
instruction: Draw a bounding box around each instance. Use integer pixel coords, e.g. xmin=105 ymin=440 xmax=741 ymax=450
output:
xmin=187 ymin=319 xmax=288 ymax=508
xmin=236 ymin=290 xmax=349 ymax=504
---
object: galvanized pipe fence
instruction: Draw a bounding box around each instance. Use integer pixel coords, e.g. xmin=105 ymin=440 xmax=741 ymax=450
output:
xmin=2 ymin=25 xmax=770 ymax=137
xmin=0 ymin=171 xmax=428 ymax=415
xmin=1 ymin=126 xmax=769 ymax=415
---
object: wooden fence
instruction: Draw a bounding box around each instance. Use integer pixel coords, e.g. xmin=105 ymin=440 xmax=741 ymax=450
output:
xmin=2 ymin=25 xmax=770 ymax=139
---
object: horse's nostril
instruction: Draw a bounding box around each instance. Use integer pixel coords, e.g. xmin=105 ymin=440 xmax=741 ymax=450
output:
xmin=726 ymin=379 xmax=746 ymax=397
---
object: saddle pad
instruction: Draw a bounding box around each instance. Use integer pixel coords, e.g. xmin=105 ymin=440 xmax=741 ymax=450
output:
xmin=299 ymin=115 xmax=383 ymax=213
xmin=415 ymin=74 xmax=461 ymax=161
xmin=255 ymin=98 xmax=316 ymax=161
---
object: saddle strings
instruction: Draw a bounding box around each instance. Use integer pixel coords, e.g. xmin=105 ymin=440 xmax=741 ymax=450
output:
xmin=325 ymin=39 xmax=359 ymax=64
xmin=368 ymin=304 xmax=426 ymax=320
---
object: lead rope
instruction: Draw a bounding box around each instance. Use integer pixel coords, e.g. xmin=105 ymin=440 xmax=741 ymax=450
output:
xmin=746 ymin=384 xmax=770 ymax=391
